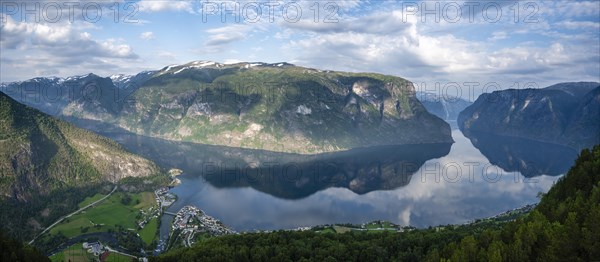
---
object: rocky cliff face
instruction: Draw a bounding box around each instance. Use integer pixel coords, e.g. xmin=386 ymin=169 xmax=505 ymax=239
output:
xmin=0 ymin=92 xmax=161 ymax=201
xmin=1 ymin=61 xmax=453 ymax=154
xmin=458 ymin=82 xmax=600 ymax=150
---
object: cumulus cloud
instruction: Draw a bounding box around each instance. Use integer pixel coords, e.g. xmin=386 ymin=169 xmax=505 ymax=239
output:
xmin=1 ymin=15 xmax=137 ymax=58
xmin=0 ymin=14 xmax=139 ymax=81
xmin=285 ymin=13 xmax=483 ymax=79
xmin=279 ymin=1 xmax=599 ymax=92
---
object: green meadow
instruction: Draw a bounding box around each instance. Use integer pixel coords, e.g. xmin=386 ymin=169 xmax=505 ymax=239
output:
xmin=48 ymin=191 xmax=158 ymax=243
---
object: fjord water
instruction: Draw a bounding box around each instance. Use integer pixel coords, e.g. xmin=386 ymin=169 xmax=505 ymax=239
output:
xmin=103 ymin=129 xmax=576 ymax=242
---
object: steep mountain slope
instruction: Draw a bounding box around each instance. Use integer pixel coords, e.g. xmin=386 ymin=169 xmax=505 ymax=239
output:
xmin=564 ymin=86 xmax=600 ymax=149
xmin=458 ymin=82 xmax=600 ymax=150
xmin=1 ymin=61 xmax=453 ymax=154
xmin=0 ymin=92 xmax=161 ymax=201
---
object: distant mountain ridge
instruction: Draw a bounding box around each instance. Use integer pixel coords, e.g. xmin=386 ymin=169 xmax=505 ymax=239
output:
xmin=1 ymin=61 xmax=453 ymax=154
xmin=458 ymin=82 xmax=600 ymax=150
xmin=416 ymin=91 xmax=472 ymax=125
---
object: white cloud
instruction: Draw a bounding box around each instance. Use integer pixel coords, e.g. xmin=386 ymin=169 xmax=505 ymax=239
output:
xmin=1 ymin=15 xmax=137 ymax=58
xmin=205 ymin=24 xmax=251 ymax=43
xmin=140 ymin=31 xmax=155 ymax=40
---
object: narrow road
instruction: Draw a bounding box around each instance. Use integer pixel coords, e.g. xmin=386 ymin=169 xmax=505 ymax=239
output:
xmin=29 ymin=185 xmax=118 ymax=245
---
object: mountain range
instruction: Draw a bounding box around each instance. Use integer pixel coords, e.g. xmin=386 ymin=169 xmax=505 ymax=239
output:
xmin=1 ymin=61 xmax=453 ymax=154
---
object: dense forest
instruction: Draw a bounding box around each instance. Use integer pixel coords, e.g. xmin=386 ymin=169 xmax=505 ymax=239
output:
xmin=155 ymin=145 xmax=599 ymax=261
xmin=0 ymin=231 xmax=49 ymax=262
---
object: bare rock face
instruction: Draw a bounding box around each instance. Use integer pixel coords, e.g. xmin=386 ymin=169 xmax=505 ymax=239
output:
xmin=458 ymin=82 xmax=600 ymax=151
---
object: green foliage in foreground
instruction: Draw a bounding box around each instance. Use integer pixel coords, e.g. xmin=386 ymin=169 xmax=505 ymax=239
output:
xmin=429 ymin=144 xmax=600 ymax=262
xmin=154 ymin=145 xmax=600 ymax=262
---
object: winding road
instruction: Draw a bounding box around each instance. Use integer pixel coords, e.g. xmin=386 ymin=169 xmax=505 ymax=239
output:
xmin=29 ymin=185 xmax=118 ymax=245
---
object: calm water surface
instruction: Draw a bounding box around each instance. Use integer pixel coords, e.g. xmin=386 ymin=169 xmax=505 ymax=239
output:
xmin=104 ymin=129 xmax=578 ymax=248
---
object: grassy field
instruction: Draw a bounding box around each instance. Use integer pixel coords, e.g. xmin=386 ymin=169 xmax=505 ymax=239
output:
xmin=139 ymin=217 xmax=159 ymax=245
xmin=332 ymin=226 xmax=352 ymax=233
xmin=49 ymin=243 xmax=93 ymax=262
xmin=49 ymin=192 xmax=157 ymax=238
xmin=134 ymin=192 xmax=155 ymax=209
xmin=77 ymin=194 xmax=105 ymax=208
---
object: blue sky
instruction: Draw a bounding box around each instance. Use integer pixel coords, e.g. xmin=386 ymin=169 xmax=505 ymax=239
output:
xmin=1 ymin=0 xmax=599 ymax=96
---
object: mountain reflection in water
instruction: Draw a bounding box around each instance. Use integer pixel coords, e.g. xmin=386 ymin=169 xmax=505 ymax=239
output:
xmin=102 ymin=130 xmax=565 ymax=231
